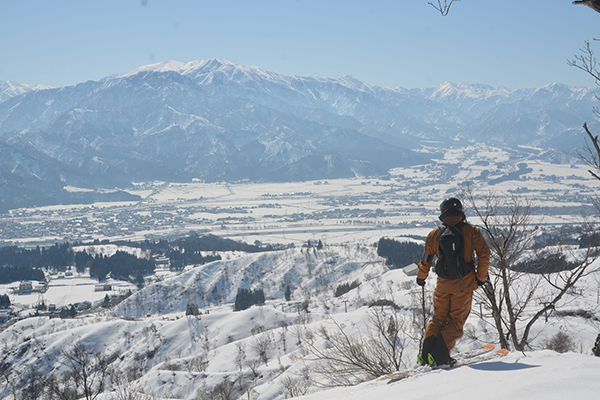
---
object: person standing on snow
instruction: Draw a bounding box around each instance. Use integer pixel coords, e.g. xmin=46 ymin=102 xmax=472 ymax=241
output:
xmin=416 ymin=197 xmax=491 ymax=366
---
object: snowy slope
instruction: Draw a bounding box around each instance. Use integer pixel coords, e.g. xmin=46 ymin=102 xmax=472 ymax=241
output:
xmin=1 ymin=242 xmax=599 ymax=400
xmin=115 ymin=244 xmax=387 ymax=318
xmin=295 ymin=351 xmax=600 ymax=400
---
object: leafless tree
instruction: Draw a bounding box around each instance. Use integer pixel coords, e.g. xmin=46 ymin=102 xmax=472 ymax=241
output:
xmin=305 ymin=306 xmax=410 ymax=386
xmin=292 ymin=324 xmax=305 ymax=346
xmin=47 ymin=341 xmax=114 ymax=400
xmin=194 ymin=379 xmax=238 ymax=400
xmin=234 ymin=341 xmax=247 ymax=372
xmin=186 ymin=353 xmax=209 ymax=373
xmin=464 ymin=187 xmax=599 ymax=351
xmin=251 ymin=331 xmax=273 ymax=366
xmin=211 ymin=377 xmax=237 ymax=400
xmin=568 ymin=42 xmax=600 ymax=208
xmin=245 ymin=358 xmax=262 ymax=378
xmin=0 ymin=361 xmax=17 ymax=400
xmin=428 ymin=0 xmax=460 ymax=16
xmin=18 ymin=365 xmax=45 ymax=400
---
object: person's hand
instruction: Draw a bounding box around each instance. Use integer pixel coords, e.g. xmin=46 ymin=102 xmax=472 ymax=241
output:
xmin=416 ymin=278 xmax=426 ymax=287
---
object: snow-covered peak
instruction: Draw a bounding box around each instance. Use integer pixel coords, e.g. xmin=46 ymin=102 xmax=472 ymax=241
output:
xmin=120 ymin=58 xmax=381 ymax=94
xmin=123 ymin=58 xmax=236 ymax=77
xmin=0 ymin=80 xmax=51 ymax=103
xmin=429 ymin=81 xmax=511 ymax=100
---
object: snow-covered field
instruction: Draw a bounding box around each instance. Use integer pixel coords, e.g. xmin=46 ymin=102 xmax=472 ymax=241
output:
xmin=1 ymin=144 xmax=598 ymax=248
xmin=0 ymin=273 xmax=137 ymax=310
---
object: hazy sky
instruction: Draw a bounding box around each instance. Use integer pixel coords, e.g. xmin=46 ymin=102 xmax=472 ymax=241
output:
xmin=1 ymin=0 xmax=599 ymax=89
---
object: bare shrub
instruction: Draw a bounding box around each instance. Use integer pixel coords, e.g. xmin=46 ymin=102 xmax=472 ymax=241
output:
xmin=306 ymin=307 xmax=410 ymax=386
xmin=278 ymin=375 xmax=311 ymax=398
xmin=194 ymin=377 xmax=238 ymax=400
xmin=544 ymin=331 xmax=576 ymax=354
xmin=186 ymin=354 xmax=209 ymax=373
xmin=463 ymin=323 xmax=478 ymax=341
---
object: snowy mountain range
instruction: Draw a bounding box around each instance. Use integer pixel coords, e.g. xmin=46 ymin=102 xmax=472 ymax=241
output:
xmin=0 ymin=58 xmax=598 ymax=210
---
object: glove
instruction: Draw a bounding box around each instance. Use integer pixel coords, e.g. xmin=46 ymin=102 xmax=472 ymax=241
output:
xmin=416 ymin=278 xmax=426 ymax=287
xmin=476 ymin=278 xmax=486 ymax=287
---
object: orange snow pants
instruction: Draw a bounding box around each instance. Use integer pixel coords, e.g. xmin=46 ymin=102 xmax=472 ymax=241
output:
xmin=424 ymin=272 xmax=476 ymax=351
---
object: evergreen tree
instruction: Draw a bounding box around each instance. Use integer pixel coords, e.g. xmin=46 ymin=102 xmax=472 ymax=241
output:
xmin=285 ymin=285 xmax=292 ymax=301
xmin=0 ymin=294 xmax=10 ymax=308
xmin=186 ymin=303 xmax=200 ymax=316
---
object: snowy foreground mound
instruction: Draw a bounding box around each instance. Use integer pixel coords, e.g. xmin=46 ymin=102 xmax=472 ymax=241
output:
xmin=296 ymin=351 xmax=600 ymax=400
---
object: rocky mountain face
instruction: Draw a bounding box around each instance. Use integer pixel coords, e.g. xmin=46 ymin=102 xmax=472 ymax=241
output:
xmin=0 ymin=59 xmax=597 ymax=211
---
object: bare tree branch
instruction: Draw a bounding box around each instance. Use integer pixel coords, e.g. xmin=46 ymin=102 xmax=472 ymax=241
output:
xmin=428 ymin=0 xmax=460 ymax=16
xmin=568 ymin=41 xmax=600 ymax=89
xmin=581 ymin=123 xmax=600 ymax=182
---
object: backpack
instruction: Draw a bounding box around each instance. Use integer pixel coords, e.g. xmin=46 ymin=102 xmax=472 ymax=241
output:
xmin=434 ymin=222 xmax=474 ymax=281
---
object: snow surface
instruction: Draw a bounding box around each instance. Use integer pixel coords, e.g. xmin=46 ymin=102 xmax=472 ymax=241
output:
xmin=0 ymin=272 xmax=136 ymax=309
xmin=1 ymin=244 xmax=599 ymax=400
xmin=295 ymin=351 xmax=600 ymax=400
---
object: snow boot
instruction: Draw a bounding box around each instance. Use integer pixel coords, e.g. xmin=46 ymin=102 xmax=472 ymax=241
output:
xmin=429 ymin=334 xmax=453 ymax=366
xmin=419 ymin=335 xmax=437 ymax=365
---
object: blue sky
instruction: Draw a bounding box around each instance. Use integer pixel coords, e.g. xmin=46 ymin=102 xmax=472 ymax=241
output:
xmin=1 ymin=0 xmax=599 ymax=89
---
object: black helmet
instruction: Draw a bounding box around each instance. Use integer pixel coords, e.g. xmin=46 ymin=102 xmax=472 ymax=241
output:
xmin=440 ymin=197 xmax=463 ymax=214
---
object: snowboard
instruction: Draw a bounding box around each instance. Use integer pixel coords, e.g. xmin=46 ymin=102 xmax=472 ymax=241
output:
xmin=378 ymin=344 xmax=507 ymax=383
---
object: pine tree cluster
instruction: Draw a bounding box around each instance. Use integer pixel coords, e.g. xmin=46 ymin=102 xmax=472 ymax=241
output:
xmin=334 ymin=280 xmax=360 ymax=297
xmin=0 ymin=266 xmax=45 ymax=284
xmin=86 ymin=251 xmax=155 ymax=283
xmin=186 ymin=303 xmax=201 ymax=316
xmin=377 ymin=238 xmax=424 ymax=269
xmin=234 ymin=288 xmax=265 ymax=311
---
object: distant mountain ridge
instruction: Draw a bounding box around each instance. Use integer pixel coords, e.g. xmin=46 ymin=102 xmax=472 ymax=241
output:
xmin=0 ymin=59 xmax=597 ymax=211
xmin=0 ymin=81 xmax=50 ymax=103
